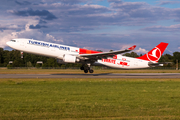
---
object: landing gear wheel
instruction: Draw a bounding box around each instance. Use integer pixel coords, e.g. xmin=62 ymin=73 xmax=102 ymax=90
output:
xmin=80 ymin=66 xmax=84 ymax=70
xmin=84 ymin=69 xmax=88 ymax=73
xmin=89 ymin=69 xmax=94 ymax=73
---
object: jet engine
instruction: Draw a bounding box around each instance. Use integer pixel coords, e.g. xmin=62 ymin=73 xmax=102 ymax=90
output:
xmin=57 ymin=59 xmax=66 ymax=64
xmin=63 ymin=54 xmax=80 ymax=63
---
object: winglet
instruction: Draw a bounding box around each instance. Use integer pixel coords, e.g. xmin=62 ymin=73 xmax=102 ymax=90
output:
xmin=128 ymin=45 xmax=136 ymax=50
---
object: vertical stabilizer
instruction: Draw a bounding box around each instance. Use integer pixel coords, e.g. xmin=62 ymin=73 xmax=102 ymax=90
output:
xmin=137 ymin=42 xmax=168 ymax=62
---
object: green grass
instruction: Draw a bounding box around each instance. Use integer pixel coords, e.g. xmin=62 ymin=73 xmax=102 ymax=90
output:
xmin=0 ymin=68 xmax=180 ymax=74
xmin=0 ymin=78 xmax=180 ymax=119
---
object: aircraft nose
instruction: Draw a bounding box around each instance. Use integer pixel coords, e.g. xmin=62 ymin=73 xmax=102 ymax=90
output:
xmin=6 ymin=41 xmax=11 ymax=46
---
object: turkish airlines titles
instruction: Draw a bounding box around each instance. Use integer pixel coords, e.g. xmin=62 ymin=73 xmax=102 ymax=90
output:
xmin=102 ymin=58 xmax=129 ymax=66
xmin=28 ymin=40 xmax=70 ymax=51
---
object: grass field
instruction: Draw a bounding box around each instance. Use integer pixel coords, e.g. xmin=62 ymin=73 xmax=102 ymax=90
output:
xmin=1 ymin=78 xmax=180 ymax=119
xmin=0 ymin=68 xmax=179 ymax=74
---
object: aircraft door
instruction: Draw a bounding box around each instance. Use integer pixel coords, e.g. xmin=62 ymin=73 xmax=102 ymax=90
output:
xmin=20 ymin=40 xmax=27 ymax=48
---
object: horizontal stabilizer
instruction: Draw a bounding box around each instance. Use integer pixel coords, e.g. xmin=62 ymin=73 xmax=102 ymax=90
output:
xmin=148 ymin=62 xmax=172 ymax=67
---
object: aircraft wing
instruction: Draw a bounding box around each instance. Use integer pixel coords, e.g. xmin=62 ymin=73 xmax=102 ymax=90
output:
xmin=78 ymin=45 xmax=136 ymax=60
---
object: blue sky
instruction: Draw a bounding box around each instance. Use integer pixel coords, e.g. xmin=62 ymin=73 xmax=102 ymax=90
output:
xmin=1 ymin=0 xmax=180 ymax=54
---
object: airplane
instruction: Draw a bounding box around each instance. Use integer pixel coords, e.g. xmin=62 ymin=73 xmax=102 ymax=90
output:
xmin=6 ymin=38 xmax=168 ymax=73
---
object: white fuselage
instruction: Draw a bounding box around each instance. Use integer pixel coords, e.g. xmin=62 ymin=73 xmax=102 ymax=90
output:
xmin=6 ymin=38 xmax=150 ymax=69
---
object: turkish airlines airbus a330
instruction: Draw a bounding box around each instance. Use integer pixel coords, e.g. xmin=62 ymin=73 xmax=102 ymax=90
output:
xmin=6 ymin=39 xmax=168 ymax=73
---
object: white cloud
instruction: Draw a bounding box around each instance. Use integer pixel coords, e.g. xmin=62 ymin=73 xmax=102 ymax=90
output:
xmin=135 ymin=47 xmax=148 ymax=54
xmin=0 ymin=23 xmax=63 ymax=48
xmin=142 ymin=24 xmax=180 ymax=32
xmin=0 ymin=31 xmax=17 ymax=48
xmin=158 ymin=1 xmax=180 ymax=5
xmin=0 ymin=0 xmax=180 ymax=54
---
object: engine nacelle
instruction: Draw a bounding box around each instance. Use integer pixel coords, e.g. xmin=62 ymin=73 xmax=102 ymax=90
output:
xmin=57 ymin=59 xmax=66 ymax=64
xmin=63 ymin=54 xmax=80 ymax=63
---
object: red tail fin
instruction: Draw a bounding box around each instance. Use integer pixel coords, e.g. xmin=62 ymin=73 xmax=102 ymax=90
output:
xmin=137 ymin=42 xmax=168 ymax=62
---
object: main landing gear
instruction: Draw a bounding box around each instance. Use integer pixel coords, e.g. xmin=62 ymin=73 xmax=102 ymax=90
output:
xmin=80 ymin=64 xmax=94 ymax=73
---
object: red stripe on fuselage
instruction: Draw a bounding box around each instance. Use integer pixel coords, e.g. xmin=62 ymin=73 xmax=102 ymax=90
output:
xmin=79 ymin=48 xmax=118 ymax=59
xmin=79 ymin=48 xmax=101 ymax=54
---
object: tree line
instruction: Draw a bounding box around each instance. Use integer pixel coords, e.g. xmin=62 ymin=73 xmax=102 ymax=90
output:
xmin=0 ymin=48 xmax=179 ymax=68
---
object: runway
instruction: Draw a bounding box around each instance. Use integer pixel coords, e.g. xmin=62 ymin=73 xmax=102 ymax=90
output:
xmin=1 ymin=73 xmax=180 ymax=79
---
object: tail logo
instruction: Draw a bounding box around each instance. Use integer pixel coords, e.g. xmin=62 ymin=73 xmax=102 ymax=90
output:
xmin=147 ymin=47 xmax=161 ymax=62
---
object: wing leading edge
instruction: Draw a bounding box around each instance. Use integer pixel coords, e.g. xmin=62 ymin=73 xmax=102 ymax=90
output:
xmin=77 ymin=45 xmax=136 ymax=60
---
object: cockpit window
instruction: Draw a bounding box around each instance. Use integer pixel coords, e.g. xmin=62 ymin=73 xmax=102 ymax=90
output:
xmin=11 ymin=40 xmax=16 ymax=42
